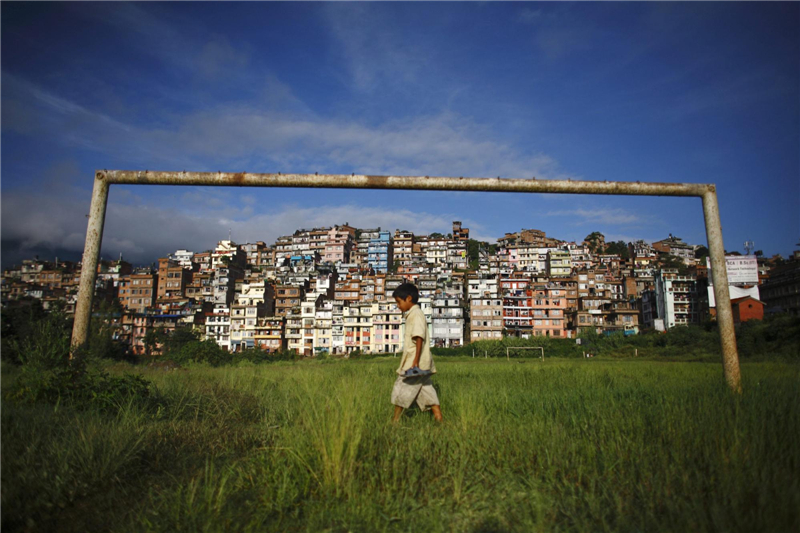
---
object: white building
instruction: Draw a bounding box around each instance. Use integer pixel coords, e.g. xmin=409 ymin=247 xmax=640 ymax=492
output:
xmin=205 ymin=305 xmax=231 ymax=351
xmin=213 ymin=266 xmax=238 ymax=306
xmin=447 ymin=242 xmax=468 ymax=270
xmin=300 ymin=297 xmax=317 ymax=357
xmin=467 ymin=276 xmax=498 ymax=299
xmin=426 ymin=244 xmax=448 ymax=267
xmin=285 ymin=308 xmax=304 ymax=355
xmin=291 ymin=230 xmax=311 ymax=254
xmin=211 ymin=240 xmax=244 ymax=270
xmin=432 ymin=295 xmax=465 ymax=347
xmin=655 ymin=269 xmax=701 ymax=329
xmin=517 ymin=244 xmax=541 ymax=272
xmin=170 ymin=249 xmax=195 ymax=270
xmin=371 ymin=301 xmax=403 ymax=353
xmin=343 ymin=303 xmax=373 ymax=354
xmin=547 ymin=250 xmax=572 ymax=277
xmin=314 ymin=299 xmax=334 ymax=355
xmin=331 ymin=299 xmax=346 ymax=355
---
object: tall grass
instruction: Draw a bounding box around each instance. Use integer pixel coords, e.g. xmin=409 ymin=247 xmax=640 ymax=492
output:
xmin=288 ymin=369 xmax=369 ymax=496
xmin=3 ymin=357 xmax=798 ymax=532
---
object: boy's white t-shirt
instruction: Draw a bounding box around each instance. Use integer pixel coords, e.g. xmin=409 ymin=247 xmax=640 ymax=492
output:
xmin=397 ymin=304 xmax=436 ymax=375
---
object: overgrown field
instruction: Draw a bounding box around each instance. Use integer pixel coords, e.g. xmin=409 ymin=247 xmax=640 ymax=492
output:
xmin=3 ymin=357 xmax=799 ymax=532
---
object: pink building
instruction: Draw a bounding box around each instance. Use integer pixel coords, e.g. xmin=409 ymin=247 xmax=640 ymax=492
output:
xmin=324 ymin=225 xmax=356 ymax=264
xmin=530 ymin=284 xmax=568 ymax=337
xmin=503 ymin=283 xmax=567 ymax=338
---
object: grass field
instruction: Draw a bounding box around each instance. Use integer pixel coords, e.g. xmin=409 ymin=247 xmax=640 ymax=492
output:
xmin=3 ymin=356 xmax=799 ymax=532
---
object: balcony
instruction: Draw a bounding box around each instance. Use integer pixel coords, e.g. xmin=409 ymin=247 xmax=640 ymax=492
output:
xmin=671 ymin=286 xmax=694 ymax=293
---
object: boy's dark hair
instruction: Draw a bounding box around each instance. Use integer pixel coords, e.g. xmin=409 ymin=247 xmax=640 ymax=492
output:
xmin=392 ymin=282 xmax=419 ymax=303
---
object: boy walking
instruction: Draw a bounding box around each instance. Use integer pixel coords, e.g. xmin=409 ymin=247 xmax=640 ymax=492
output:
xmin=391 ymin=283 xmax=443 ymax=423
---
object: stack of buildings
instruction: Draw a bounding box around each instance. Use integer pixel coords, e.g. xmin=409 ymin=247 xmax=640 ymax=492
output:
xmin=4 ymin=220 xmax=793 ymax=357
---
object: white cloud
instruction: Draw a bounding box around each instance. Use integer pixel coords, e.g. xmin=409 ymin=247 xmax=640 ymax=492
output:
xmin=542 ymin=207 xmax=644 ymax=226
xmin=76 ymin=3 xmax=200 ymax=72
xmin=195 ymin=35 xmax=249 ymax=79
xmin=4 ymin=74 xmax=574 ymax=180
xmin=3 ymin=73 xmax=133 ymax=137
xmin=518 ymin=8 xmax=544 ymax=24
xmin=322 ymin=4 xmax=429 ymax=93
xmin=2 ymin=184 xmax=498 ymax=267
xmin=536 ymin=28 xmax=588 ymax=61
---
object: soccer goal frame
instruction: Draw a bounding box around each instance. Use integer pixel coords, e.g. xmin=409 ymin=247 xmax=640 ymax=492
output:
xmin=69 ymin=170 xmax=742 ymax=393
xmin=506 ymin=346 xmax=545 ymax=362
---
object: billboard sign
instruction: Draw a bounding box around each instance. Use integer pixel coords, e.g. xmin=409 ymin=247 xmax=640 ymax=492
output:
xmin=707 ymin=255 xmax=758 ymax=285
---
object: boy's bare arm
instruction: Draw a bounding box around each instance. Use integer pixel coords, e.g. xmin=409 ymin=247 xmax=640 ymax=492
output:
xmin=412 ymin=336 xmax=424 ymax=367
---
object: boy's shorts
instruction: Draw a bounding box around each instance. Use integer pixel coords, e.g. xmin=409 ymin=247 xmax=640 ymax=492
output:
xmin=391 ymin=375 xmax=439 ymax=411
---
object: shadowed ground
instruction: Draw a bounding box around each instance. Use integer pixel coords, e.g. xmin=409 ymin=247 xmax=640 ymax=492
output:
xmin=3 ymin=357 xmax=798 ymax=532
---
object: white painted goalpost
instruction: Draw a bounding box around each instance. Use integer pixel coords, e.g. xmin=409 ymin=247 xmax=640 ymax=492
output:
xmin=69 ymin=170 xmax=743 ymax=392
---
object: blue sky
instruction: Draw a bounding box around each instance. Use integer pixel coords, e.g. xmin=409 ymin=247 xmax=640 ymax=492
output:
xmin=2 ymin=2 xmax=798 ymax=268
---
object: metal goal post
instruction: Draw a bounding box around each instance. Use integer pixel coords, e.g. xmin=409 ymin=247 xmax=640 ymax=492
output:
xmin=506 ymin=346 xmax=545 ymax=362
xmin=69 ymin=171 xmax=742 ymax=393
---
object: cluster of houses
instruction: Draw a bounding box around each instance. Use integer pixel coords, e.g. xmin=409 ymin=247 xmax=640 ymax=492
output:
xmin=4 ymin=221 xmax=796 ymax=357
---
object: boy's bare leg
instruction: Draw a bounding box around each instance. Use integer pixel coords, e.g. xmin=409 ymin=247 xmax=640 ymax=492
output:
xmin=392 ymin=405 xmax=404 ymax=423
xmin=431 ymin=405 xmax=443 ymax=422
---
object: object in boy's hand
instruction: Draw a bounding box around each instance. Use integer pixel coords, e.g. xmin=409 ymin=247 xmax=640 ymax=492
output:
xmin=403 ymin=366 xmax=432 ymax=378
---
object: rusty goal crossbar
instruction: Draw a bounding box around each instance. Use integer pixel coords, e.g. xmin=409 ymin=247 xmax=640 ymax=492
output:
xmin=71 ymin=171 xmax=742 ymax=392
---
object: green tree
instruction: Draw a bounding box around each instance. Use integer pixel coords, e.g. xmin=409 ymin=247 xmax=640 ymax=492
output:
xmin=659 ymin=253 xmax=690 ymax=274
xmin=605 ymin=241 xmax=630 ymax=259
xmin=429 ymin=232 xmax=444 ymax=239
xmin=467 ymin=238 xmax=480 ymax=261
xmin=584 ymin=232 xmax=606 ymax=254
xmin=85 ymin=300 xmax=127 ymax=362
xmin=143 ymin=327 xmax=167 ymax=357
xmin=695 ymin=245 xmax=709 ymax=260
xmin=3 ymin=302 xmax=71 ymax=369
xmin=163 ymin=325 xmax=202 ymax=355
xmin=1 ymin=300 xmax=49 ymax=364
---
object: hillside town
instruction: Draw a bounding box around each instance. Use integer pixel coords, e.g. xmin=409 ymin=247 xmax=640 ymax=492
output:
xmin=3 ymin=222 xmax=798 ymax=357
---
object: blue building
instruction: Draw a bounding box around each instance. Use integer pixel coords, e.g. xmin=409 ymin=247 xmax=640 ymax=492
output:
xmin=367 ymin=231 xmax=393 ymax=273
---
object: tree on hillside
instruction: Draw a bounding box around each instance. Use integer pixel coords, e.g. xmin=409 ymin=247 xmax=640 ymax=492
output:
xmin=695 ymin=245 xmax=709 ymax=260
xmin=467 ymin=239 xmax=480 ymax=262
xmin=466 ymin=239 xmax=481 ymax=271
xmin=659 ymin=253 xmax=689 ymax=274
xmin=584 ymin=232 xmax=606 ymax=254
xmin=604 ymin=241 xmax=630 ymax=259
xmin=163 ymin=326 xmax=201 ymax=355
xmin=143 ymin=327 xmax=168 ymax=357
xmin=429 ymin=232 xmax=444 ymax=239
